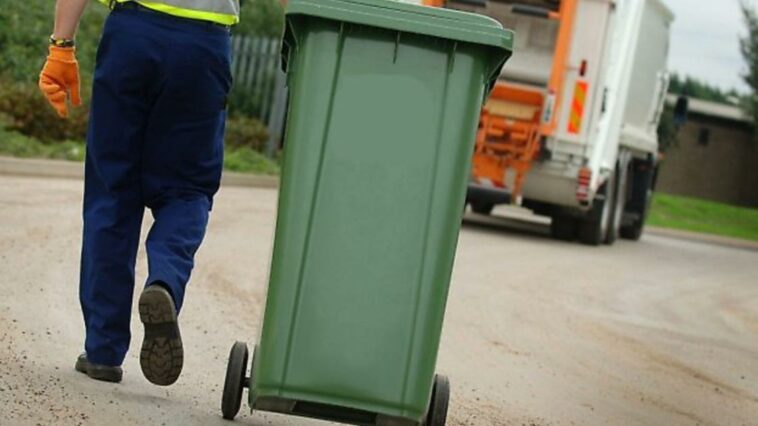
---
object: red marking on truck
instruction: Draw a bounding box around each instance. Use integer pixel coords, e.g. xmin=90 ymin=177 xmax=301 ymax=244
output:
xmin=576 ymin=167 xmax=591 ymax=201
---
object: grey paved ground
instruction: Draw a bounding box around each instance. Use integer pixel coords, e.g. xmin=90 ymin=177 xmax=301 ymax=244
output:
xmin=1 ymin=175 xmax=756 ymax=425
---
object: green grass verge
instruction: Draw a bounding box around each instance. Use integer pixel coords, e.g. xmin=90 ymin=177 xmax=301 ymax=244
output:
xmin=0 ymin=128 xmax=279 ymax=176
xmin=223 ymin=146 xmax=280 ymax=175
xmin=0 ymin=128 xmax=85 ymax=161
xmin=648 ymin=193 xmax=758 ymax=242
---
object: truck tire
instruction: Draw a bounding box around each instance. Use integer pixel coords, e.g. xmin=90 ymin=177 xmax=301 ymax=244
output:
xmin=605 ymin=161 xmax=629 ymax=245
xmin=550 ymin=214 xmax=576 ymax=241
xmin=578 ymin=211 xmax=603 ymax=246
xmin=471 ymin=201 xmax=494 ymax=215
xmin=620 ymin=158 xmax=655 ymax=241
xmin=578 ymin=174 xmax=614 ymax=246
xmin=620 ymin=189 xmax=649 ymax=241
xmin=620 ymin=218 xmax=644 ymax=240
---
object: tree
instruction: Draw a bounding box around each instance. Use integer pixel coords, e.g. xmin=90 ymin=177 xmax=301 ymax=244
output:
xmin=667 ymin=73 xmax=738 ymax=105
xmin=235 ymin=0 xmax=285 ymax=37
xmin=740 ymin=1 xmax=758 ymax=135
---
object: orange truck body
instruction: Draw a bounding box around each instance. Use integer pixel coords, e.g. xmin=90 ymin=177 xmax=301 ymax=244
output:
xmin=426 ymin=0 xmax=579 ymax=201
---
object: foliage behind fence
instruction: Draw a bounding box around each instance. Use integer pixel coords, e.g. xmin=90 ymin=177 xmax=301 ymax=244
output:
xmin=229 ymin=35 xmax=288 ymax=157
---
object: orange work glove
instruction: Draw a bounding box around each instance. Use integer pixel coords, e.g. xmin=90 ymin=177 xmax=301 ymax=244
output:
xmin=38 ymin=46 xmax=81 ymax=118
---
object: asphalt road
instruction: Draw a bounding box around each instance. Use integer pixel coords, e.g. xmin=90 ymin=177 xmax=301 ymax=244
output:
xmin=1 ymin=175 xmax=757 ymax=426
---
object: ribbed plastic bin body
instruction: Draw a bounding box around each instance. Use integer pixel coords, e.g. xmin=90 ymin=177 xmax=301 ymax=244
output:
xmin=249 ymin=1 xmax=512 ymax=424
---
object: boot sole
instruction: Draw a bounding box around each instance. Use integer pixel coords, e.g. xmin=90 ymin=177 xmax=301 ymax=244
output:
xmin=138 ymin=286 xmax=183 ymax=386
xmin=75 ymin=355 xmax=123 ymax=383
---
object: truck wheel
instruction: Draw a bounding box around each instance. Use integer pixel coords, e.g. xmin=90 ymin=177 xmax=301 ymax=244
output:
xmin=425 ymin=375 xmax=450 ymax=426
xmin=620 ymin=219 xmax=644 ymax=240
xmin=620 ymin=189 xmax=649 ymax=241
xmin=606 ymin=162 xmax=628 ymax=245
xmin=222 ymin=341 xmax=249 ymax=420
xmin=470 ymin=201 xmax=494 ymax=215
xmin=550 ymin=214 xmax=576 ymax=241
xmin=578 ymin=175 xmax=614 ymax=246
xmin=578 ymin=215 xmax=602 ymax=246
xmin=620 ymin=159 xmax=655 ymax=241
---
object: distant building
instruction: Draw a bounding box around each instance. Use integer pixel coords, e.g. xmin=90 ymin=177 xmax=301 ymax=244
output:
xmin=656 ymin=96 xmax=758 ymax=207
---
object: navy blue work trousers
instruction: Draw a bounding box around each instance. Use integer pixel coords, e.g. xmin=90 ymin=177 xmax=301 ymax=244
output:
xmin=80 ymin=7 xmax=232 ymax=367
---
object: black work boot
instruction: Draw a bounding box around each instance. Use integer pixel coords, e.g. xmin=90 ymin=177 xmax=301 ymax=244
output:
xmin=75 ymin=353 xmax=123 ymax=383
xmin=138 ymin=285 xmax=184 ymax=386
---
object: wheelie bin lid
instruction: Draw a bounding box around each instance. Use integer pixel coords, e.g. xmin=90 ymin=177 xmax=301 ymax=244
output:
xmin=282 ymin=0 xmax=514 ymax=94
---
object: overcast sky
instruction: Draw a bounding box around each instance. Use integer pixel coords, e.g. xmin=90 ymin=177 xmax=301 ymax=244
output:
xmin=665 ymin=0 xmax=756 ymax=92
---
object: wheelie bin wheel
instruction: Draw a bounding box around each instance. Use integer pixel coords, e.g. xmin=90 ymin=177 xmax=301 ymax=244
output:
xmin=222 ymin=341 xmax=249 ymax=420
xmin=425 ymin=374 xmax=450 ymax=426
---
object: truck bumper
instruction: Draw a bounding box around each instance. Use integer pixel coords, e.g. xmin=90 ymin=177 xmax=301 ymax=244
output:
xmin=466 ymin=183 xmax=511 ymax=205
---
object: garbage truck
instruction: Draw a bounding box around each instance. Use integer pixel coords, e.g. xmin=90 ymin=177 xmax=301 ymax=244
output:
xmin=413 ymin=0 xmax=686 ymax=245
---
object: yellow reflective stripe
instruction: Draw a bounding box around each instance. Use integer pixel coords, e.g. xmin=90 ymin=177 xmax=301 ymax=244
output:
xmin=95 ymin=0 xmax=239 ymax=26
xmin=568 ymin=81 xmax=588 ymax=134
xmin=134 ymin=1 xmax=239 ymax=25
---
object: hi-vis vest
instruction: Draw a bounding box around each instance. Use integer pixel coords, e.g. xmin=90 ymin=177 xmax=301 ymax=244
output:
xmin=98 ymin=0 xmax=240 ymax=26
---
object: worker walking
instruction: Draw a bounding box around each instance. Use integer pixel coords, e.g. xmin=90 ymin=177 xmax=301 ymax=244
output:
xmin=39 ymin=0 xmax=239 ymax=385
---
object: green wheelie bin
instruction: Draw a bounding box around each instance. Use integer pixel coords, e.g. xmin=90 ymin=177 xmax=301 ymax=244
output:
xmin=221 ymin=0 xmax=512 ymax=424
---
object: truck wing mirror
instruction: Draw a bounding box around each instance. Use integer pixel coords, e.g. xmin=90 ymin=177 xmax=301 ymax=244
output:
xmin=673 ymin=96 xmax=689 ymax=127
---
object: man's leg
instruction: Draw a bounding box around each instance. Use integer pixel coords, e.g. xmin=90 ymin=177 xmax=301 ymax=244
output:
xmin=78 ymin=10 xmax=156 ymax=377
xmin=79 ymin=154 xmax=143 ymax=368
xmin=135 ymin=194 xmax=210 ymax=386
xmin=137 ymin=21 xmax=232 ymax=386
xmin=144 ymin=196 xmax=211 ymax=311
